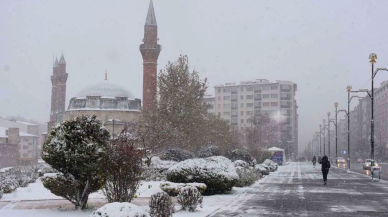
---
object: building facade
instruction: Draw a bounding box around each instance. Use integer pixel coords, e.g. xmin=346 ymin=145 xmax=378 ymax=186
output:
xmin=212 ymin=79 xmax=298 ymax=156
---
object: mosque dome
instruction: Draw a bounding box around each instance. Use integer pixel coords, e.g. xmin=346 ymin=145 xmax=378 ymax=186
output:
xmin=68 ymin=81 xmax=141 ymax=111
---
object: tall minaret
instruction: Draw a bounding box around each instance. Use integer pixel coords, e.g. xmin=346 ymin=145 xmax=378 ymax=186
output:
xmin=140 ymin=0 xmax=161 ymax=109
xmin=49 ymin=53 xmax=68 ymax=129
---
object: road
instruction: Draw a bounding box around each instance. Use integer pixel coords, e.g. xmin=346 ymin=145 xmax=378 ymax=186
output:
xmin=336 ymin=162 xmax=388 ymax=181
xmin=210 ymin=162 xmax=388 ymax=217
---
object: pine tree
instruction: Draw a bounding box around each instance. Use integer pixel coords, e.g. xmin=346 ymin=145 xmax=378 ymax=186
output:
xmin=42 ymin=115 xmax=110 ymax=210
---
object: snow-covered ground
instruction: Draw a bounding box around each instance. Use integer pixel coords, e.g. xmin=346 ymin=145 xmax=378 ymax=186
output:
xmin=0 ymin=176 xmax=252 ymax=217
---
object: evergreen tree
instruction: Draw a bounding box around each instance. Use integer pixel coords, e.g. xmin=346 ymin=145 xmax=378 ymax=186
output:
xmin=42 ymin=115 xmax=110 ymax=210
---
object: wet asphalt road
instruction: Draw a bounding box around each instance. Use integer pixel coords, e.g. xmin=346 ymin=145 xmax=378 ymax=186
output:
xmin=210 ymin=162 xmax=388 ymax=217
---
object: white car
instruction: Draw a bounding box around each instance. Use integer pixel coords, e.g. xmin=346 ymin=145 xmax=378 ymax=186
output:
xmin=362 ymin=159 xmax=379 ymax=170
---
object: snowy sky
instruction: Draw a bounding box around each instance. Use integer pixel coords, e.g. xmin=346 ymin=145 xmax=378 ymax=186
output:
xmin=1 ymin=0 xmax=388 ymax=155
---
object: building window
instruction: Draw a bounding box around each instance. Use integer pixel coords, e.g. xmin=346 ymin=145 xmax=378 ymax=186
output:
xmin=223 ymin=104 xmax=230 ymax=108
xmin=23 ymin=138 xmax=29 ymax=142
xmin=262 ymin=85 xmax=270 ymax=90
xmin=23 ymin=146 xmax=28 ymax=150
xmin=271 ymin=94 xmax=278 ymax=98
xmin=28 ymin=142 xmax=33 ymax=145
xmin=241 ymin=103 xmax=244 ymax=108
xmin=246 ymin=86 xmax=254 ymax=91
xmin=263 ymin=102 xmax=270 ymax=107
xmin=23 ymin=153 xmax=28 ymax=157
xmin=263 ymin=94 xmax=269 ymax=98
xmin=218 ymin=88 xmax=222 ymax=93
xmin=224 ymin=88 xmax=231 ymax=93
xmin=241 ymin=95 xmax=244 ymax=100
xmin=271 ymin=102 xmax=278 ymax=106
xmin=241 ymin=111 xmax=244 ymax=115
xmin=247 ymin=103 xmax=254 ymax=107
xmin=241 ymin=119 xmax=244 ymax=123
xmin=271 ymin=85 xmax=278 ymax=90
xmin=223 ymin=112 xmax=230 ymax=116
xmin=247 ymin=95 xmax=253 ymax=99
xmin=241 ymin=87 xmax=244 ymax=91
xmin=223 ymin=96 xmax=230 ymax=100
xmin=247 ymin=111 xmax=254 ymax=115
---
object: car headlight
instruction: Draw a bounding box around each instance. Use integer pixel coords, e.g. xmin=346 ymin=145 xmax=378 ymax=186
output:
xmin=375 ymin=163 xmax=379 ymax=166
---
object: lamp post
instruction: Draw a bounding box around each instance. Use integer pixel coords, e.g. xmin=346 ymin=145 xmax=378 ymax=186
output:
xmin=328 ymin=112 xmax=331 ymax=158
xmin=334 ymin=102 xmax=339 ymax=165
xmin=319 ymin=124 xmax=323 ymax=155
xmin=323 ymin=119 xmax=326 ymax=155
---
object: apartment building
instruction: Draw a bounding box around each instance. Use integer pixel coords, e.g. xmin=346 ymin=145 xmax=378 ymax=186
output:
xmin=212 ymin=79 xmax=298 ymax=155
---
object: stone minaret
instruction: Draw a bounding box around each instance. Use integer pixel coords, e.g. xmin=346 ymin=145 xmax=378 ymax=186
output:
xmin=49 ymin=54 xmax=68 ymax=129
xmin=140 ymin=0 xmax=161 ymax=109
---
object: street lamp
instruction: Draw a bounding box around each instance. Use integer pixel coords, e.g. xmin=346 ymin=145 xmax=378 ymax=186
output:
xmin=323 ymin=119 xmax=326 ymax=155
xmin=327 ymin=112 xmax=331 ymax=158
xmin=334 ymin=102 xmax=339 ymax=165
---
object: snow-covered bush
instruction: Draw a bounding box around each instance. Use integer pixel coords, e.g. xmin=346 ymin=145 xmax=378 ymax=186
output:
xmin=160 ymin=148 xmax=194 ymax=162
xmin=0 ymin=177 xmax=19 ymax=193
xmin=42 ymin=115 xmax=110 ymax=210
xmin=160 ymin=182 xmax=207 ymax=196
xmin=255 ymin=164 xmax=269 ymax=176
xmin=90 ymin=202 xmax=149 ymax=217
xmin=263 ymin=159 xmax=278 ymax=172
xmin=103 ymin=128 xmax=144 ymax=203
xmin=225 ymin=149 xmax=254 ymax=165
xmin=149 ymin=192 xmax=174 ymax=217
xmin=166 ymin=156 xmax=239 ymax=195
xmin=198 ymin=145 xmax=220 ymax=158
xmin=142 ymin=157 xmax=177 ymax=181
xmin=177 ymin=186 xmax=203 ymax=212
xmin=233 ymin=160 xmax=249 ymax=168
xmin=0 ymin=189 xmax=3 ymax=199
xmin=235 ymin=166 xmax=261 ymax=187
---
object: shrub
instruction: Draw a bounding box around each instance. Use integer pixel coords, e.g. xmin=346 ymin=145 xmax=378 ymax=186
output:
xmin=90 ymin=202 xmax=149 ymax=217
xmin=234 ymin=167 xmax=261 ymax=187
xmin=103 ymin=128 xmax=144 ymax=203
xmin=160 ymin=148 xmax=194 ymax=162
xmin=0 ymin=175 xmax=19 ymax=193
xmin=160 ymin=182 xmax=207 ymax=196
xmin=42 ymin=115 xmax=110 ymax=210
xmin=198 ymin=145 xmax=220 ymax=158
xmin=263 ymin=159 xmax=278 ymax=172
xmin=0 ymin=189 xmax=2 ymax=199
xmin=177 ymin=186 xmax=203 ymax=212
xmin=142 ymin=157 xmax=177 ymax=181
xmin=255 ymin=164 xmax=269 ymax=176
xmin=42 ymin=173 xmax=102 ymax=209
xmin=149 ymin=192 xmax=174 ymax=217
xmin=166 ymin=156 xmax=239 ymax=195
xmin=233 ymin=160 xmax=249 ymax=168
xmin=225 ymin=149 xmax=254 ymax=165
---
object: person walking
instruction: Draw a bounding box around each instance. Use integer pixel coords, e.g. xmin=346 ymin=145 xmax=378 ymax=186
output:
xmin=319 ymin=155 xmax=331 ymax=185
xmin=312 ymin=156 xmax=317 ymax=168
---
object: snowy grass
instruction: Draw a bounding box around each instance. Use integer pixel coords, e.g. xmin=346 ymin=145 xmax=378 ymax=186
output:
xmin=0 ymin=179 xmax=164 ymax=202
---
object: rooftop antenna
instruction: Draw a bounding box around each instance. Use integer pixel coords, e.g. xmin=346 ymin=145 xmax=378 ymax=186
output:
xmin=105 ymin=70 xmax=108 ymax=80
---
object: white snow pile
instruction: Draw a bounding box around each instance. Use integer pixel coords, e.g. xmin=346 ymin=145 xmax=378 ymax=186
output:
xmin=166 ymin=156 xmax=239 ymax=195
xmin=90 ymin=202 xmax=149 ymax=217
xmin=233 ymin=160 xmax=249 ymax=168
xmin=160 ymin=181 xmax=207 ymax=196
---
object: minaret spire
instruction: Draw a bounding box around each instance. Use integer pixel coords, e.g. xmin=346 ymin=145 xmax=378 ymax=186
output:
xmin=145 ymin=0 xmax=157 ymax=26
xmin=105 ymin=70 xmax=108 ymax=80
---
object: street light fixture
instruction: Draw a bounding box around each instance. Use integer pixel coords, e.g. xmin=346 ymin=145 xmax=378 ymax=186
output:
xmin=327 ymin=112 xmax=331 ymax=158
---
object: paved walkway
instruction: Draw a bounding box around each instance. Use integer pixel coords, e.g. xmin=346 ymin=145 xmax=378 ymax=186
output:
xmin=211 ymin=162 xmax=388 ymax=217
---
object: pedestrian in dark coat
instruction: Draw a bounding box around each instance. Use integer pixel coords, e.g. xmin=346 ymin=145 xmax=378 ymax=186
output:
xmin=319 ymin=155 xmax=331 ymax=185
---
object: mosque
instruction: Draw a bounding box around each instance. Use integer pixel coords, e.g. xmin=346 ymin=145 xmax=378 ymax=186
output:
xmin=46 ymin=0 xmax=161 ymax=137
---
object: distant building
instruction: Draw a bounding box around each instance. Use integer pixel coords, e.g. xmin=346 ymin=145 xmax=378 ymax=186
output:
xmin=212 ymin=79 xmax=298 ymax=156
xmin=0 ymin=127 xmax=38 ymax=167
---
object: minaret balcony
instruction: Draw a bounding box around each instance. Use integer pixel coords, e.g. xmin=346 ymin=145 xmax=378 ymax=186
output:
xmin=139 ymin=44 xmax=162 ymax=51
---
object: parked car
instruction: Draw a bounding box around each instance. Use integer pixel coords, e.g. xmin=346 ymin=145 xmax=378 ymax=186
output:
xmin=362 ymin=159 xmax=379 ymax=170
xmin=357 ymin=158 xmax=364 ymax=163
xmin=337 ymin=157 xmax=346 ymax=163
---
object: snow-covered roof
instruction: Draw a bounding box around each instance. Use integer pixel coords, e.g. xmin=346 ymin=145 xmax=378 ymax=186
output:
xmin=15 ymin=121 xmax=37 ymax=126
xmin=268 ymin=147 xmax=284 ymax=152
xmin=0 ymin=127 xmax=38 ymax=138
xmin=76 ymin=81 xmax=133 ymax=98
